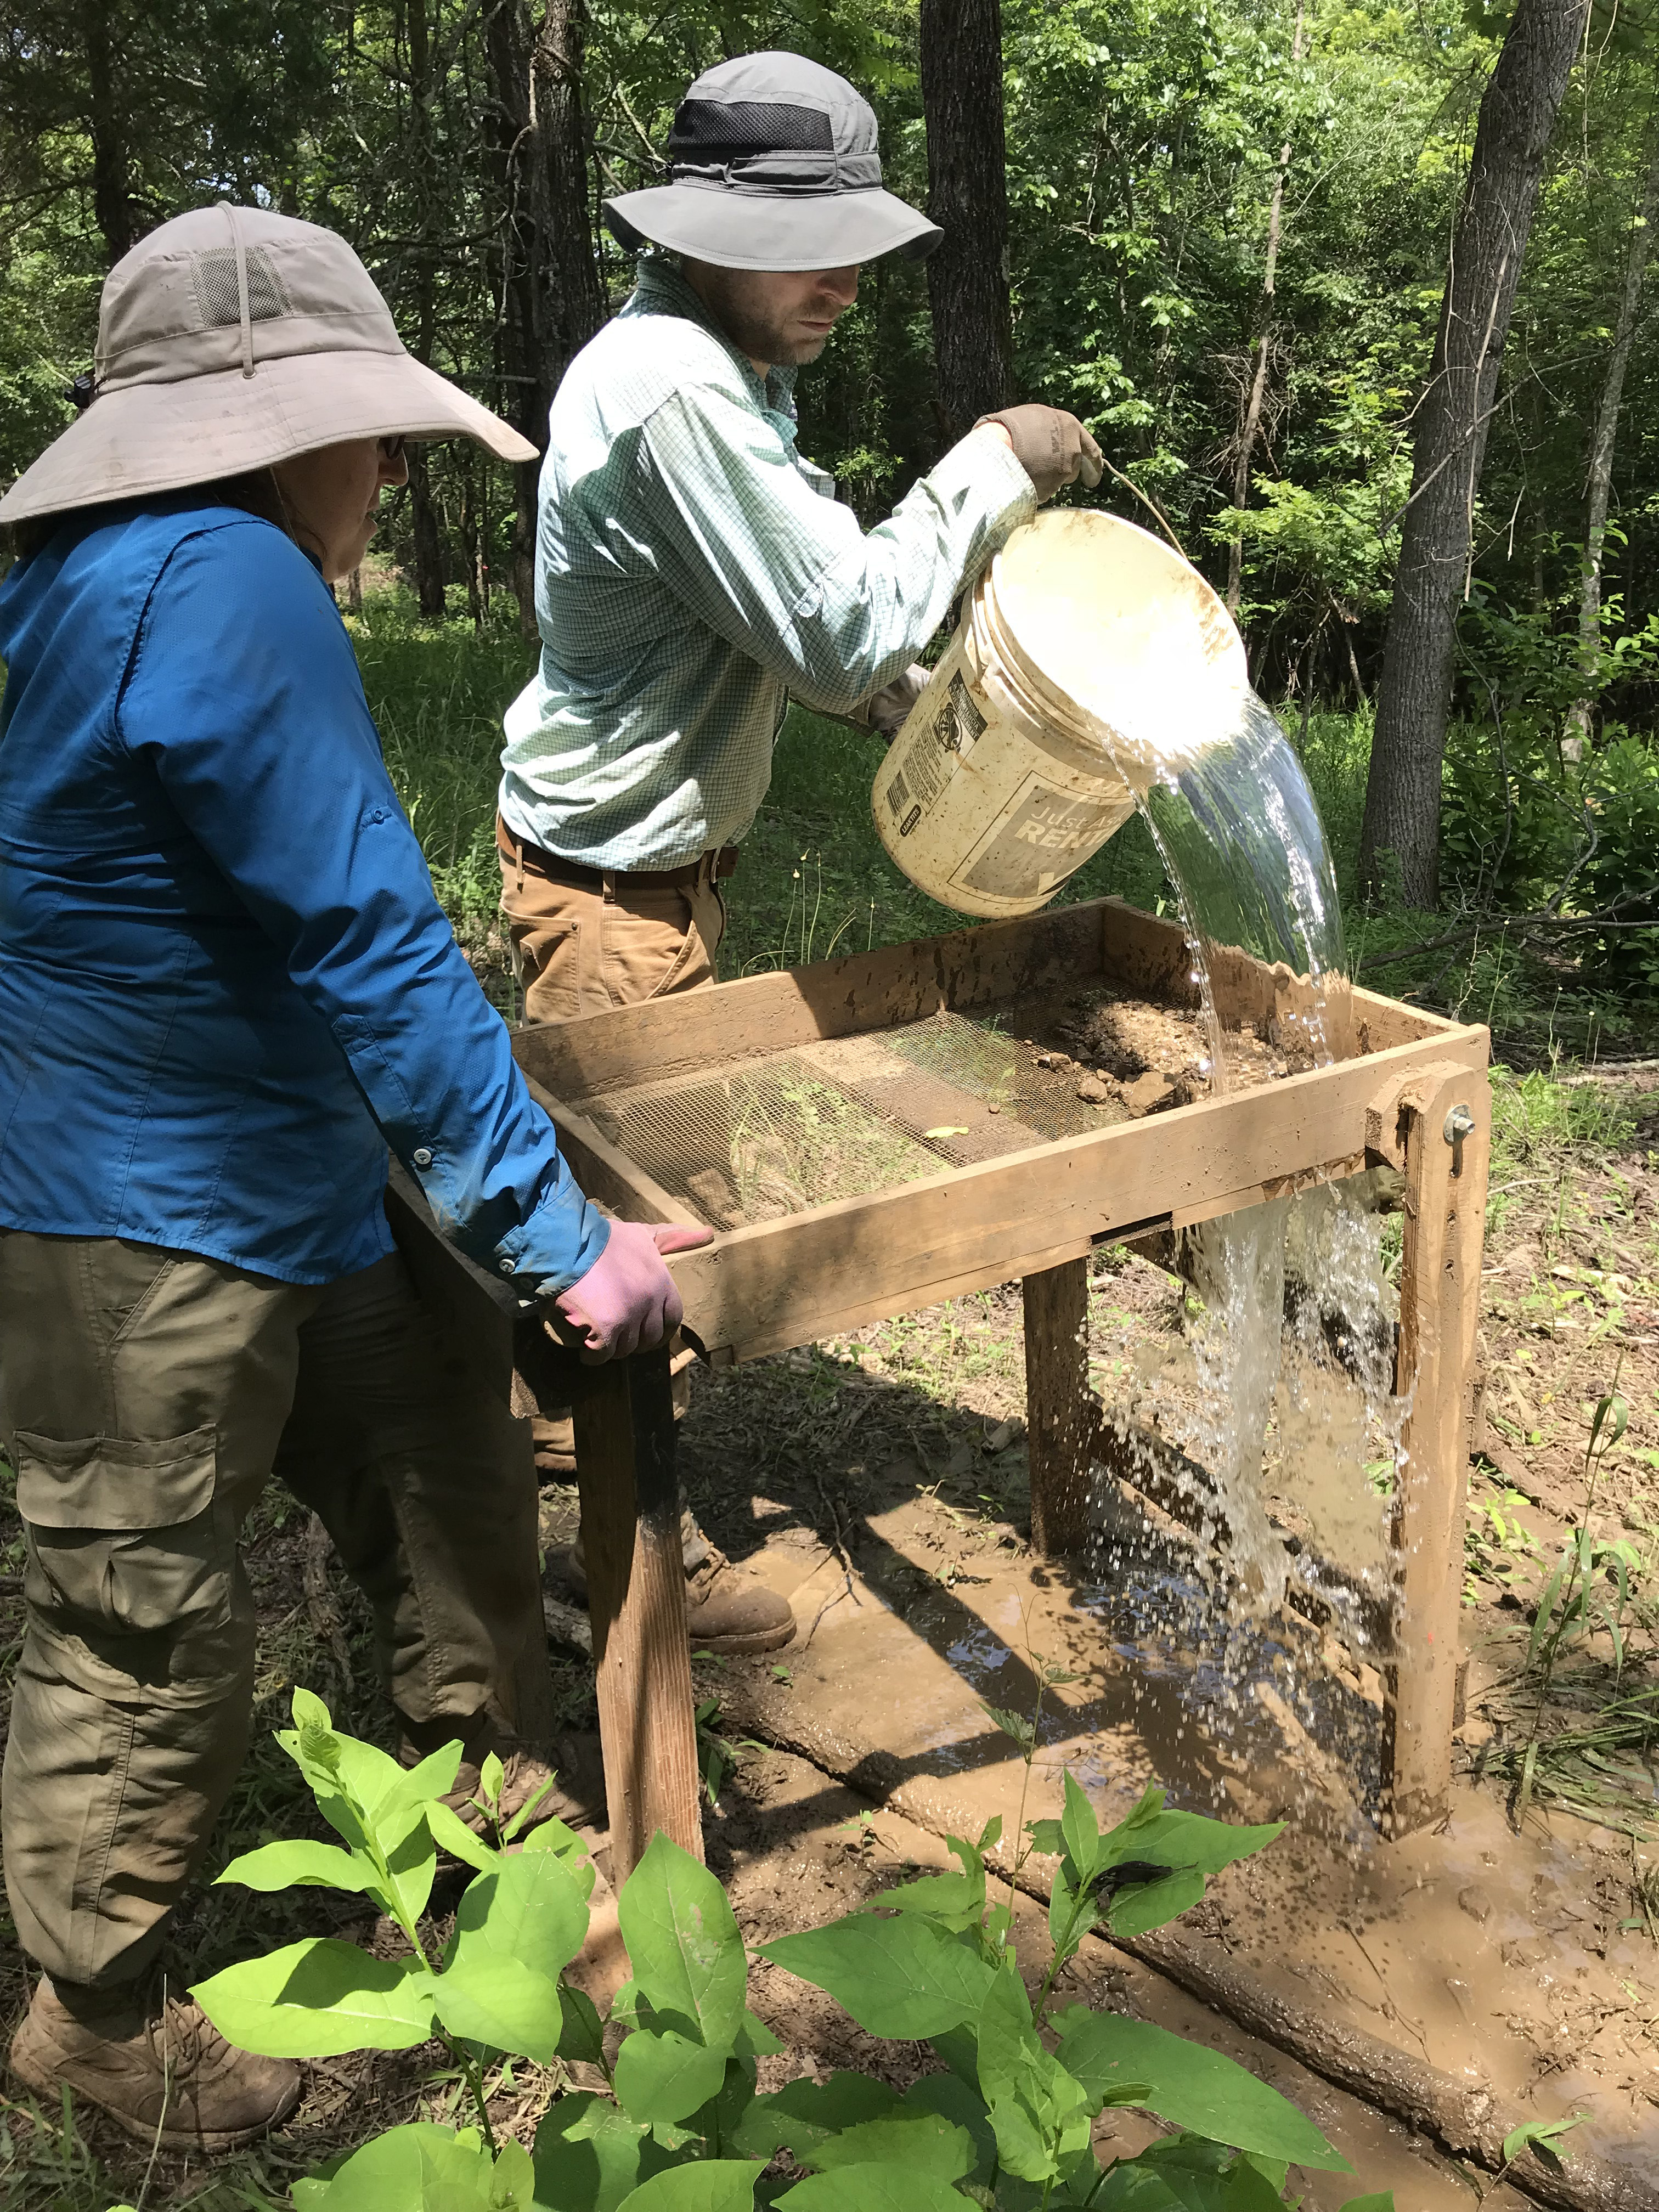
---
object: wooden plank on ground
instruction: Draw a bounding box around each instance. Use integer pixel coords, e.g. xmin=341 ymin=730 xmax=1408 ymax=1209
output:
xmin=665 ymin=1024 xmax=1489 ymax=1363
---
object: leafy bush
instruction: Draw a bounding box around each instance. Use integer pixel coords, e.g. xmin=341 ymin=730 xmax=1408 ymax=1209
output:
xmin=179 ymin=1691 xmax=1393 ymax=2211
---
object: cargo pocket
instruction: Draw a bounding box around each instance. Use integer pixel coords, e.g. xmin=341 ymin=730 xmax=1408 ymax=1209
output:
xmin=14 ymin=1427 xmax=228 ymax=1653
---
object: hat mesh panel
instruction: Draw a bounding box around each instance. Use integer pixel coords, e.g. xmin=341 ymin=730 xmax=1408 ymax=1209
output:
xmin=668 ymin=99 xmax=836 ymax=159
xmin=191 ymin=247 xmax=294 ymax=329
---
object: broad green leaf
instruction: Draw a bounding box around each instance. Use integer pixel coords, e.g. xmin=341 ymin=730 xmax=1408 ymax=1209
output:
xmin=732 ymin=2008 xmax=783 ymax=2057
xmin=1105 ymin=1869 xmax=1207 ymax=1938
xmin=732 ymin=2073 xmax=901 ymax=2159
xmin=975 ymin=1966 xmax=1090 ymax=2183
xmin=1125 ymin=2134 xmax=1288 ymax=2212
xmin=1054 ymin=2010 xmax=1348 ymax=2171
xmin=804 ymin=2112 xmax=975 ymax=2182
xmin=380 ymin=1805 xmax=439 ymax=1928
xmin=192 ymin=1940 xmax=435 ymax=2058
xmin=425 ymin=1796 xmax=501 ymax=1873
xmin=759 ymin=1912 xmax=995 ymax=2039
xmin=532 ymin=2092 xmax=677 ymax=2212
xmin=384 ymin=1741 xmax=466 ymax=1815
xmin=614 ymin=2025 xmax=729 ymax=2125
xmin=558 ymin=1982 xmax=607 ymax=2067
xmin=776 ymin=2163 xmax=975 ymax=2212
xmin=988 ymin=2091 xmax=1055 ymax=2183
xmin=431 ymin=1953 xmax=566 ymax=2064
xmin=856 ymin=1866 xmax=983 ymax=1933
xmin=522 ymin=1812 xmax=600 ymax=1894
xmin=613 ymin=2158 xmax=760 ymax=2212
xmin=1336 ymin=2198 xmax=1395 ymax=2212
xmin=973 ymin=1963 xmax=1038 ymax=2106
xmin=294 ymin=2121 xmax=497 ymax=2208
xmin=618 ymin=1832 xmax=747 ymax=2050
xmin=900 ymin=2074 xmax=996 ymax=2186
xmin=1047 ymin=1864 xmax=1099 ymax=1961
xmin=213 ymin=1838 xmax=382 ymax=1898
xmin=1059 ymin=1771 xmax=1103 ymax=1883
xmin=450 ymin=1848 xmax=589 ymax=1987
xmin=1097 ymin=1803 xmax=1283 ymax=1881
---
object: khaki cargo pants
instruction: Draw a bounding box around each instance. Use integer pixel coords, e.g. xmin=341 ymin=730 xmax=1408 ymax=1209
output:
xmin=0 ymin=1232 xmax=539 ymax=1989
xmin=495 ymin=823 xmax=728 ymax=1025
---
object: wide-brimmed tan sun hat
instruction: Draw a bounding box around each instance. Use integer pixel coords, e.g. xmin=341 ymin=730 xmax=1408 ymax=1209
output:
xmin=0 ymin=204 xmax=537 ymax=524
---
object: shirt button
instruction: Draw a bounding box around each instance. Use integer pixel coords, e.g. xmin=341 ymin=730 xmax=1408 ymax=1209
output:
xmin=413 ymin=1147 xmax=433 ymax=1167
xmin=499 ymin=1260 xmax=515 ymax=1276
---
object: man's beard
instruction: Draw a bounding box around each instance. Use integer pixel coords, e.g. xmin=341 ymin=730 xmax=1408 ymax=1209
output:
xmin=697 ymin=272 xmax=836 ymax=368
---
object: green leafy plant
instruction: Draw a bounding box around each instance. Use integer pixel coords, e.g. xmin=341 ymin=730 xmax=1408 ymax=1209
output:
xmin=191 ymin=1690 xmax=1393 ymax=2211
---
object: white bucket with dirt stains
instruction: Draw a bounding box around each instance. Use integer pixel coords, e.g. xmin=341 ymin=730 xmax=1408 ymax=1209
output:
xmin=871 ymin=509 xmax=1249 ymax=919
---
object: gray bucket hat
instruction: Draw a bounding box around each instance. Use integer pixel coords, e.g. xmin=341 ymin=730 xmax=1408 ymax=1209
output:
xmin=605 ymin=52 xmax=941 ymax=273
xmin=0 ymin=204 xmax=537 ymax=525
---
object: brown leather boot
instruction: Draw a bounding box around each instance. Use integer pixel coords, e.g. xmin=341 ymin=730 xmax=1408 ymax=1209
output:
xmin=9 ymin=1974 xmax=301 ymax=2151
xmin=563 ymin=1533 xmax=795 ymax=1656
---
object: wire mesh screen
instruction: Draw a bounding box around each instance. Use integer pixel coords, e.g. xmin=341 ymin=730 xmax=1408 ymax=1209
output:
xmin=577 ymin=1009 xmax=1131 ymax=1229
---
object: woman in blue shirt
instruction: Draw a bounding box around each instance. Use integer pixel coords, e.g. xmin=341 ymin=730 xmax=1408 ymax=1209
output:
xmin=0 ymin=204 xmax=703 ymax=2149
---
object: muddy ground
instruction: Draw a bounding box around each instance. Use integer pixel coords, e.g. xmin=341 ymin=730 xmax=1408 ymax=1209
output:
xmin=3 ymin=1064 xmax=1658 ymax=2207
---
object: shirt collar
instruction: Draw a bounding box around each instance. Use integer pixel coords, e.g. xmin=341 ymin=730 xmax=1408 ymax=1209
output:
xmin=631 ymin=254 xmax=798 ymax=416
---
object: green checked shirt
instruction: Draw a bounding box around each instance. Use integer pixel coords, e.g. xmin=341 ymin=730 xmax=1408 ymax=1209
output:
xmin=499 ymin=256 xmax=1035 ymax=870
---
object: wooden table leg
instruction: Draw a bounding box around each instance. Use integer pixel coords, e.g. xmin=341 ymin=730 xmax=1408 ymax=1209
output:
xmin=1379 ymin=1066 xmax=1491 ymax=1836
xmin=1024 ymin=1257 xmax=1094 ymax=1555
xmin=570 ymin=1343 xmax=705 ymax=1878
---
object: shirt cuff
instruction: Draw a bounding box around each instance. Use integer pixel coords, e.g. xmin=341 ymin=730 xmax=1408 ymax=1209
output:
xmin=928 ymin=424 xmax=1040 ymax=535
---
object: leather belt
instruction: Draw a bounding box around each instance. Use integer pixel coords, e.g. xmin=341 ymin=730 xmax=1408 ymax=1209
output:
xmin=496 ymin=811 xmax=739 ymax=891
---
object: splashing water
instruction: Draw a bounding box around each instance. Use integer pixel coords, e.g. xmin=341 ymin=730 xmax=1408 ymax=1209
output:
xmin=1087 ymin=689 xmax=1396 ymax=1655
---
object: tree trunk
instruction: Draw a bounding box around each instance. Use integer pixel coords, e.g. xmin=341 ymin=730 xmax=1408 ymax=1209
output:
xmin=1226 ymin=0 xmax=1306 ymax=618
xmin=486 ymin=0 xmax=605 ymax=639
xmin=1358 ymin=0 xmax=1589 ymax=909
xmin=82 ymin=0 xmax=139 ymax=263
xmin=1563 ymin=111 xmax=1659 ymax=759
xmin=528 ymin=0 xmax=606 ymax=400
xmin=920 ymin=0 xmax=1015 ymax=439
xmin=405 ymin=0 xmax=448 ymax=622
xmin=483 ymin=0 xmax=545 ymax=638
xmin=406 ymin=445 xmax=449 ymax=621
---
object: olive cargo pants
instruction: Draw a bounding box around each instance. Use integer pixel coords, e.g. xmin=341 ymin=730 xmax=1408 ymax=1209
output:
xmin=0 ymin=1231 xmax=540 ymax=1989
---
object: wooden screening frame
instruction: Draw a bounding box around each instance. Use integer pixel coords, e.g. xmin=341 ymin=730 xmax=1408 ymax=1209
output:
xmin=393 ymin=896 xmax=1489 ymax=1874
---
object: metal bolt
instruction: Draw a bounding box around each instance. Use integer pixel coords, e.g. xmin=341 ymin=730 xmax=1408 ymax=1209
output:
xmin=1443 ymin=1104 xmax=1475 ymax=1145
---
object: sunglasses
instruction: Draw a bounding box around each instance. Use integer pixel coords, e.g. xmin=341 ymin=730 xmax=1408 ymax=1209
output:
xmin=377 ymin=435 xmax=407 ymax=462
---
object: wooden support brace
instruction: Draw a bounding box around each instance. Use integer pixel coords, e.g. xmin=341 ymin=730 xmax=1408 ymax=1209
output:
xmin=567 ymin=1344 xmax=705 ymax=1879
xmin=1374 ymin=1064 xmax=1491 ymax=1836
xmin=1024 ymin=1257 xmax=1094 ymax=1555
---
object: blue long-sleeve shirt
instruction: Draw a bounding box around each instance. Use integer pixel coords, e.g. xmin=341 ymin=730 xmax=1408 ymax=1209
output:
xmin=0 ymin=495 xmax=608 ymax=1292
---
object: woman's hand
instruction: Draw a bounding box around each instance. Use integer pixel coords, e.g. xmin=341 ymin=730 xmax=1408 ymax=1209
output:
xmin=551 ymin=1218 xmax=714 ymax=1362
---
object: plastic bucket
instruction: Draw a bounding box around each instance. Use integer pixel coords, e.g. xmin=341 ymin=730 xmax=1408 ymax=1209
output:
xmin=871 ymin=510 xmax=1249 ymax=919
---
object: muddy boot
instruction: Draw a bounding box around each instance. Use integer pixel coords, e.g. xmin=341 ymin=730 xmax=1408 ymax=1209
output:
xmin=8 ymin=1974 xmax=301 ymax=2151
xmin=563 ymin=1518 xmax=795 ymax=1657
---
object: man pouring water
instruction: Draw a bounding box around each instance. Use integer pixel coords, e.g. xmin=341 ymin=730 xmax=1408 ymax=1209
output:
xmin=496 ymin=50 xmax=1103 ymax=1652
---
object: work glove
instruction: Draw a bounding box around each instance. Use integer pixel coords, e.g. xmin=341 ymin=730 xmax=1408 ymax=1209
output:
xmin=552 ymin=1218 xmax=713 ymax=1363
xmin=852 ymin=663 xmax=930 ymax=743
xmin=975 ymin=405 xmax=1104 ymax=504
